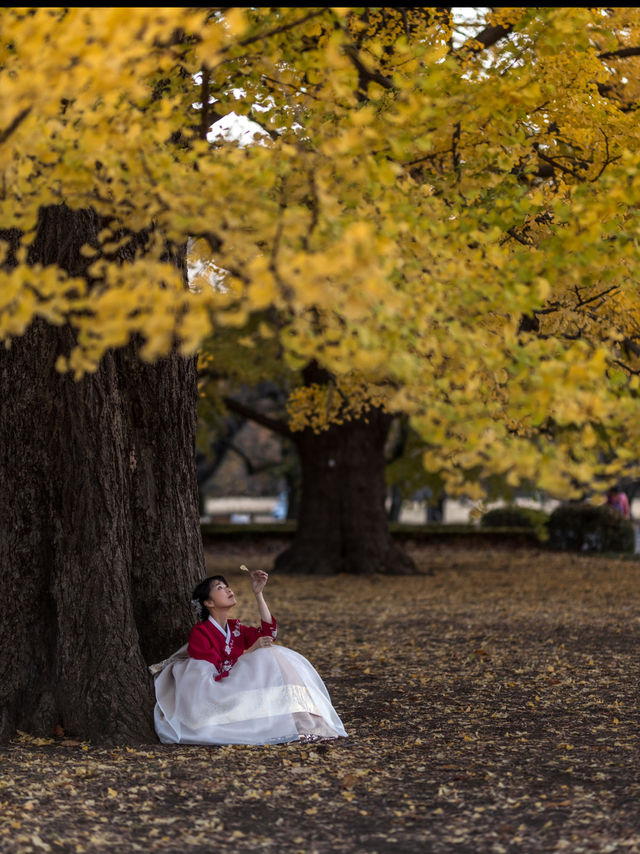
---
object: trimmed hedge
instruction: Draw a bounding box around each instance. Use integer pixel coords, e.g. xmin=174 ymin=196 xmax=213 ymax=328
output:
xmin=200 ymin=521 xmax=541 ymax=550
xmin=548 ymin=503 xmax=635 ymax=554
xmin=480 ymin=506 xmax=550 ymax=542
xmin=201 ymin=521 xmax=297 ymax=538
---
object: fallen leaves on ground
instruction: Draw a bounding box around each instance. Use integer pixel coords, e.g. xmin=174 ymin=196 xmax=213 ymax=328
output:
xmin=2 ymin=545 xmax=640 ymax=853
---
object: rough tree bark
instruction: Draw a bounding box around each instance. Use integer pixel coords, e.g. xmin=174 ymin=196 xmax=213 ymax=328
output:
xmin=0 ymin=205 xmax=204 ymax=744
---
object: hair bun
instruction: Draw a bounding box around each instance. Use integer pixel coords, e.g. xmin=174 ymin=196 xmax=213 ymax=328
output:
xmin=190 ymin=598 xmax=205 ymax=621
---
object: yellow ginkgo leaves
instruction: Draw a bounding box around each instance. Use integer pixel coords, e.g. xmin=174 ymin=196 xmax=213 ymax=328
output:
xmin=3 ymin=8 xmax=640 ymax=496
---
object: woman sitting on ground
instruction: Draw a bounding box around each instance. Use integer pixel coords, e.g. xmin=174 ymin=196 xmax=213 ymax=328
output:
xmin=152 ymin=568 xmax=348 ymax=746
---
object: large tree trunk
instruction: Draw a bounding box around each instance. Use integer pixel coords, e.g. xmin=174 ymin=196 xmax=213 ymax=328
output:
xmin=274 ymin=408 xmax=416 ymax=575
xmin=0 ymin=206 xmax=203 ymax=743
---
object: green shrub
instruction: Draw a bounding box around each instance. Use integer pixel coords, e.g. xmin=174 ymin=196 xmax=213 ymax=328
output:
xmin=480 ymin=505 xmax=550 ymax=542
xmin=548 ymin=503 xmax=635 ymax=554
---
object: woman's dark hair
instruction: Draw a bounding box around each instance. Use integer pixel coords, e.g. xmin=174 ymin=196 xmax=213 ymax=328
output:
xmin=191 ymin=575 xmax=228 ymax=621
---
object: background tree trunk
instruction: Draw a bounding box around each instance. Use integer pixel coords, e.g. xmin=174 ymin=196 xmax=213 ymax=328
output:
xmin=274 ymin=408 xmax=417 ymax=575
xmin=0 ymin=205 xmax=203 ymax=743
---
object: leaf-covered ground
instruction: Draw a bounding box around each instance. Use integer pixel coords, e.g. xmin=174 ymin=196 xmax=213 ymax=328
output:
xmin=2 ymin=545 xmax=640 ymax=853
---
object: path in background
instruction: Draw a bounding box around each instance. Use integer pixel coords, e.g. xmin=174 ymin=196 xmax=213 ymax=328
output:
xmin=206 ymin=493 xmax=640 ymax=527
xmin=203 ymin=495 xmax=566 ymax=524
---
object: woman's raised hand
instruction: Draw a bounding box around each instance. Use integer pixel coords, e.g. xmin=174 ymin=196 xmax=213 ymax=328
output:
xmin=246 ymin=635 xmax=274 ymax=654
xmin=250 ymin=569 xmax=268 ymax=595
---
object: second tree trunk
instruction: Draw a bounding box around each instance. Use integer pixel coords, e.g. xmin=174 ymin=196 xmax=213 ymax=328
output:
xmin=275 ymin=409 xmax=416 ymax=575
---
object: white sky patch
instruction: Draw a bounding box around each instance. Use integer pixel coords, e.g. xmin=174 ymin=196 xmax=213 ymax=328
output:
xmin=208 ymin=111 xmax=268 ymax=145
xmin=187 ymin=252 xmax=228 ymax=293
xmin=451 ymin=7 xmax=491 ymax=46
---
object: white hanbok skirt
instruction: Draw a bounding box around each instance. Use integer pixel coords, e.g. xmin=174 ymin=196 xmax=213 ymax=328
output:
xmin=152 ymin=645 xmax=348 ymax=746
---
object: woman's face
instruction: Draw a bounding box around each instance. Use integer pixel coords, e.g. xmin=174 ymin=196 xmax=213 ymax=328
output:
xmin=205 ymin=579 xmax=236 ymax=611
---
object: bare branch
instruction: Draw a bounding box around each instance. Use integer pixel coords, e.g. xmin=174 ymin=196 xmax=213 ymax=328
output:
xmin=598 ymin=46 xmax=640 ymax=60
xmin=0 ymin=106 xmax=31 ymax=145
xmin=591 ymin=129 xmax=622 ymax=181
xmin=573 ymin=284 xmax=619 ymax=308
xmin=223 ymin=396 xmax=293 ymax=439
xmin=461 ymin=22 xmax=514 ymax=55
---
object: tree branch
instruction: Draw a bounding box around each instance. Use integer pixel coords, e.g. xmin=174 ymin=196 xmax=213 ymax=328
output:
xmin=598 ymin=46 xmax=640 ymax=60
xmin=223 ymin=396 xmax=293 ymax=439
xmin=621 ymin=336 xmax=640 ymax=359
xmin=237 ymin=9 xmax=327 ymax=48
xmin=0 ymin=106 xmax=31 ymax=145
xmin=500 ymin=227 xmax=532 ymax=246
xmin=342 ymin=42 xmax=394 ymax=100
xmin=199 ymin=65 xmax=213 ymax=141
xmin=226 ymin=441 xmax=287 ymax=477
xmin=461 ymin=22 xmax=514 ymax=55
xmin=533 ymin=145 xmax=583 ymax=177
xmin=612 ymin=358 xmax=640 ymax=376
xmin=573 ymin=284 xmax=619 ymax=308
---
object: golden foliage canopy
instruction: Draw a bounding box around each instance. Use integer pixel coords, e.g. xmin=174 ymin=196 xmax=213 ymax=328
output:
xmin=3 ymin=7 xmax=640 ymax=495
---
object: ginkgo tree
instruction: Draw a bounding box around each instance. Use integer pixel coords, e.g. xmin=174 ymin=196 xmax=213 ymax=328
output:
xmin=197 ymin=5 xmax=640 ymax=574
xmin=2 ymin=6 xmax=640 ymax=743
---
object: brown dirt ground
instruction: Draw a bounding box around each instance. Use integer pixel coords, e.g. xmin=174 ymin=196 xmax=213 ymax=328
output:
xmin=2 ymin=543 xmax=640 ymax=853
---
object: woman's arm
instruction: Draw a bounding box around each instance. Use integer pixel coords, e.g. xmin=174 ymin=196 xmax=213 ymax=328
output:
xmin=250 ymin=569 xmax=272 ymax=623
xmin=244 ymin=570 xmax=277 ymax=653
